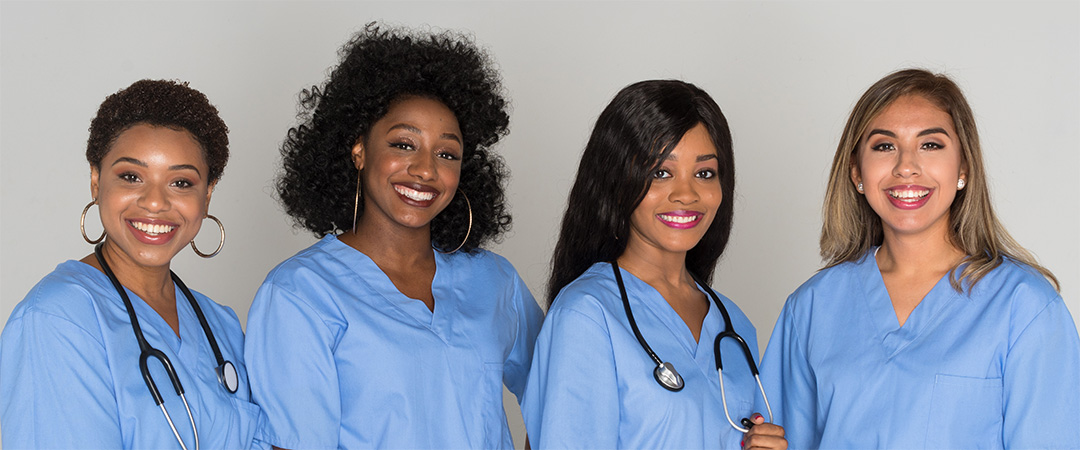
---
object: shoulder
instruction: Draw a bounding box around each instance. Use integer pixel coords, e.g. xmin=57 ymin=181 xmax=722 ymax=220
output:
xmin=451 ymin=248 xmax=520 ymax=278
xmin=5 ymin=261 xmax=108 ymax=341
xmin=548 ymin=264 xmax=619 ymax=323
xmin=259 ymin=236 xmax=350 ymax=292
xmin=709 ymin=289 xmax=756 ymax=336
xmin=970 ymin=258 xmax=1062 ymax=323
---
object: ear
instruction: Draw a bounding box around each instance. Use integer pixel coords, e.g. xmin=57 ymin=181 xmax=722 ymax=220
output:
xmin=205 ymin=180 xmax=217 ymax=210
xmin=849 ymin=160 xmax=862 ymax=193
xmin=351 ymin=139 xmax=365 ymax=171
xmin=90 ymin=166 xmax=100 ymax=200
xmin=958 ymin=161 xmax=968 ymax=189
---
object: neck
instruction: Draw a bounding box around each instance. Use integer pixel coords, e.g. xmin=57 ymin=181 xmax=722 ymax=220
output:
xmin=616 ymin=239 xmax=693 ymax=291
xmin=877 ymin=222 xmax=964 ymax=275
xmin=84 ymin=240 xmax=175 ymax=306
xmin=342 ymin=214 xmax=436 ymax=270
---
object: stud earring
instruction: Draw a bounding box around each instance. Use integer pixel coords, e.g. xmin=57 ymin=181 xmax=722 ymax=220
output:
xmin=857 ymin=183 xmax=864 ymax=193
xmin=957 ymin=179 xmax=966 ymax=190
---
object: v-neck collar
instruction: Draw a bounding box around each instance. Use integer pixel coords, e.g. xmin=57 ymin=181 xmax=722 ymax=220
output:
xmin=616 ymin=266 xmax=720 ymax=360
xmin=858 ymin=249 xmax=963 ymax=359
xmin=326 ymin=235 xmax=452 ymax=335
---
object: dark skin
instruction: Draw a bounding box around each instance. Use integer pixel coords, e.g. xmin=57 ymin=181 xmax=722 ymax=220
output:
xmin=79 ymin=124 xmax=216 ymax=337
xmin=618 ymin=125 xmax=786 ymax=449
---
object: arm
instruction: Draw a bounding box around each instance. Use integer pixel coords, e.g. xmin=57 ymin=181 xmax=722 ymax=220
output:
xmin=1 ymin=309 xmax=122 ymax=449
xmin=1002 ymin=297 xmax=1080 ymax=448
xmin=503 ymin=274 xmax=544 ymax=401
xmin=521 ymin=305 xmax=620 ymax=450
xmin=757 ymin=297 xmax=819 ymax=450
xmin=244 ymin=284 xmax=342 ymax=450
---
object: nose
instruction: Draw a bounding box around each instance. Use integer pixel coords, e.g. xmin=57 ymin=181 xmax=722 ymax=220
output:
xmin=137 ymin=183 xmax=170 ymax=212
xmin=893 ymin=147 xmax=921 ymax=179
xmin=408 ymin=151 xmax=437 ymax=181
xmin=668 ymin=175 xmax=700 ymax=205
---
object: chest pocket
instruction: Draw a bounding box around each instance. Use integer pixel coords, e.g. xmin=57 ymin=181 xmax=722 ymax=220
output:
xmin=925 ymin=374 xmax=1003 ymax=450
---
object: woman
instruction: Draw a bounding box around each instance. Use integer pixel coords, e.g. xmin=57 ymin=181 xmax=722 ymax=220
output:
xmin=758 ymin=69 xmax=1080 ymax=449
xmin=0 ymin=80 xmax=265 ymax=449
xmin=244 ymin=24 xmax=543 ymax=450
xmin=521 ymin=80 xmax=786 ymax=450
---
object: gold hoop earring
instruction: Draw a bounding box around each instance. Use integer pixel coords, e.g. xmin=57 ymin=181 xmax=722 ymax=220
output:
xmin=80 ymin=199 xmax=106 ymax=244
xmin=352 ymin=169 xmax=362 ymax=232
xmin=191 ymin=214 xmax=225 ymax=258
xmin=436 ymin=191 xmax=472 ymax=255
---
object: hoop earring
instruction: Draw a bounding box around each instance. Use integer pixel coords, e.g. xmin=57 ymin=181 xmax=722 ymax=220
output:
xmin=191 ymin=214 xmax=225 ymax=258
xmin=352 ymin=169 xmax=362 ymax=232
xmin=436 ymin=191 xmax=472 ymax=255
xmin=80 ymin=200 xmax=106 ymax=244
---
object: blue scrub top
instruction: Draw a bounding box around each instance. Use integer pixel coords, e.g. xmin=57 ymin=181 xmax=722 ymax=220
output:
xmin=245 ymin=235 xmax=544 ymax=450
xmin=521 ymin=262 xmax=761 ymax=450
xmin=758 ymin=249 xmax=1080 ymax=449
xmin=0 ymin=261 xmax=266 ymax=450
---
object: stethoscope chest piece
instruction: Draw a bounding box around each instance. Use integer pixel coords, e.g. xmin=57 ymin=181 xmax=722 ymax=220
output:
xmin=654 ymin=362 xmax=684 ymax=392
xmin=217 ymin=361 xmax=239 ymax=394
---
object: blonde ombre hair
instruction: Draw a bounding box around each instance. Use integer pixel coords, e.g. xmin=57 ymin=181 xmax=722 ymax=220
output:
xmin=820 ymin=69 xmax=1058 ymax=292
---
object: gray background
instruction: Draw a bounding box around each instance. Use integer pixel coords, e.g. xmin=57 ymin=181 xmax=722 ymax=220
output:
xmin=2 ymin=2 xmax=1078 ymax=448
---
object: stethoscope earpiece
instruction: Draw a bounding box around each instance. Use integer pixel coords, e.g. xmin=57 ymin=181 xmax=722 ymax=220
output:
xmin=654 ymin=362 xmax=684 ymax=391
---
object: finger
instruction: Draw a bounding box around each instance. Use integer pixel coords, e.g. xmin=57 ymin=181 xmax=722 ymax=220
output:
xmin=752 ymin=413 xmax=765 ymax=425
xmin=742 ymin=433 xmax=788 ymax=450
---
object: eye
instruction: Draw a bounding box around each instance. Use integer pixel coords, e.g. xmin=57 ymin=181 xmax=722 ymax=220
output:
xmin=390 ymin=142 xmax=414 ymax=151
xmin=921 ymin=142 xmax=944 ymax=150
xmin=696 ymin=168 xmax=716 ymax=179
xmin=436 ymin=150 xmax=460 ymax=161
xmin=119 ymin=172 xmax=140 ymax=183
xmin=652 ymin=169 xmax=671 ymax=179
xmin=871 ymin=142 xmax=895 ymax=152
xmin=171 ymin=179 xmax=194 ymax=189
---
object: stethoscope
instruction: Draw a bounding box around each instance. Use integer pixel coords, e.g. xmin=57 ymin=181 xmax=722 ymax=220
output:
xmin=94 ymin=243 xmax=238 ymax=450
xmin=611 ymin=261 xmax=773 ymax=433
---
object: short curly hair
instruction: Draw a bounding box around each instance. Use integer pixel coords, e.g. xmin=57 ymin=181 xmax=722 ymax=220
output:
xmin=86 ymin=79 xmax=229 ymax=184
xmin=277 ymin=23 xmax=512 ymax=252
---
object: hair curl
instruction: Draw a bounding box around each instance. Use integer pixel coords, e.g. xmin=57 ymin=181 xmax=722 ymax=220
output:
xmin=547 ymin=80 xmax=735 ymax=304
xmin=821 ymin=68 xmax=1058 ymax=292
xmin=277 ymin=23 xmax=511 ymax=252
xmin=86 ymin=79 xmax=229 ymax=184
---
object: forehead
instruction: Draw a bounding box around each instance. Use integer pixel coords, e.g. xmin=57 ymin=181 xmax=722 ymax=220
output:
xmin=667 ymin=123 xmax=718 ymax=159
xmin=868 ymin=95 xmax=954 ymax=131
xmin=106 ymin=123 xmax=207 ymax=167
xmin=378 ymin=96 xmax=461 ymax=133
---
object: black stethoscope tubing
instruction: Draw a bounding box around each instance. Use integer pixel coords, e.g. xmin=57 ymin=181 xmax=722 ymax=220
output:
xmin=611 ymin=261 xmax=773 ymax=432
xmin=93 ymin=243 xmax=237 ymax=450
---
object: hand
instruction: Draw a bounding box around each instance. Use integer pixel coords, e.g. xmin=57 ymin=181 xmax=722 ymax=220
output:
xmin=742 ymin=413 xmax=786 ymax=450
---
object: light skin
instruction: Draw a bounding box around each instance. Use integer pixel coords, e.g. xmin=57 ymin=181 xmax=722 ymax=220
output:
xmin=338 ymin=96 xmax=463 ymax=313
xmin=851 ymin=94 xmax=967 ymax=327
xmin=79 ymin=123 xmax=214 ymax=336
xmin=616 ymin=123 xmax=786 ymax=450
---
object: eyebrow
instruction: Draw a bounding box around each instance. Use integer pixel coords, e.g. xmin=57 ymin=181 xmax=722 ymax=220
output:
xmin=388 ymin=123 xmax=463 ymax=144
xmin=111 ymin=157 xmax=202 ymax=176
xmin=866 ymin=128 xmax=950 ymax=138
xmin=663 ymin=153 xmax=718 ymax=162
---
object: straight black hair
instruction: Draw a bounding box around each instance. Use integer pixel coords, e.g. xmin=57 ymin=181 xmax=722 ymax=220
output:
xmin=547 ymin=79 xmax=735 ymax=304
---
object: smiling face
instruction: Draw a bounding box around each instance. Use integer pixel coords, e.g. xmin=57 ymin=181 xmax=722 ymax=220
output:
xmin=625 ymin=123 xmax=723 ymax=260
xmin=91 ymin=123 xmax=213 ymax=269
xmin=352 ymin=96 xmax=463 ymax=233
xmin=852 ymin=94 xmax=966 ymax=241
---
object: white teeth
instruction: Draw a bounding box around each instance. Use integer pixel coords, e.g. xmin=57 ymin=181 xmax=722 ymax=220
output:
xmin=131 ymin=221 xmax=175 ymax=236
xmin=658 ymin=214 xmax=698 ymax=224
xmin=394 ymin=185 xmax=435 ymax=202
xmin=888 ymin=189 xmax=930 ymax=201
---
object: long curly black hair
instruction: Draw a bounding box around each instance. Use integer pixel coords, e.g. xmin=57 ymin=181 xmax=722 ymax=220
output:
xmin=547 ymin=80 xmax=735 ymax=304
xmin=87 ymin=79 xmax=229 ymax=184
xmin=277 ymin=23 xmax=512 ymax=252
